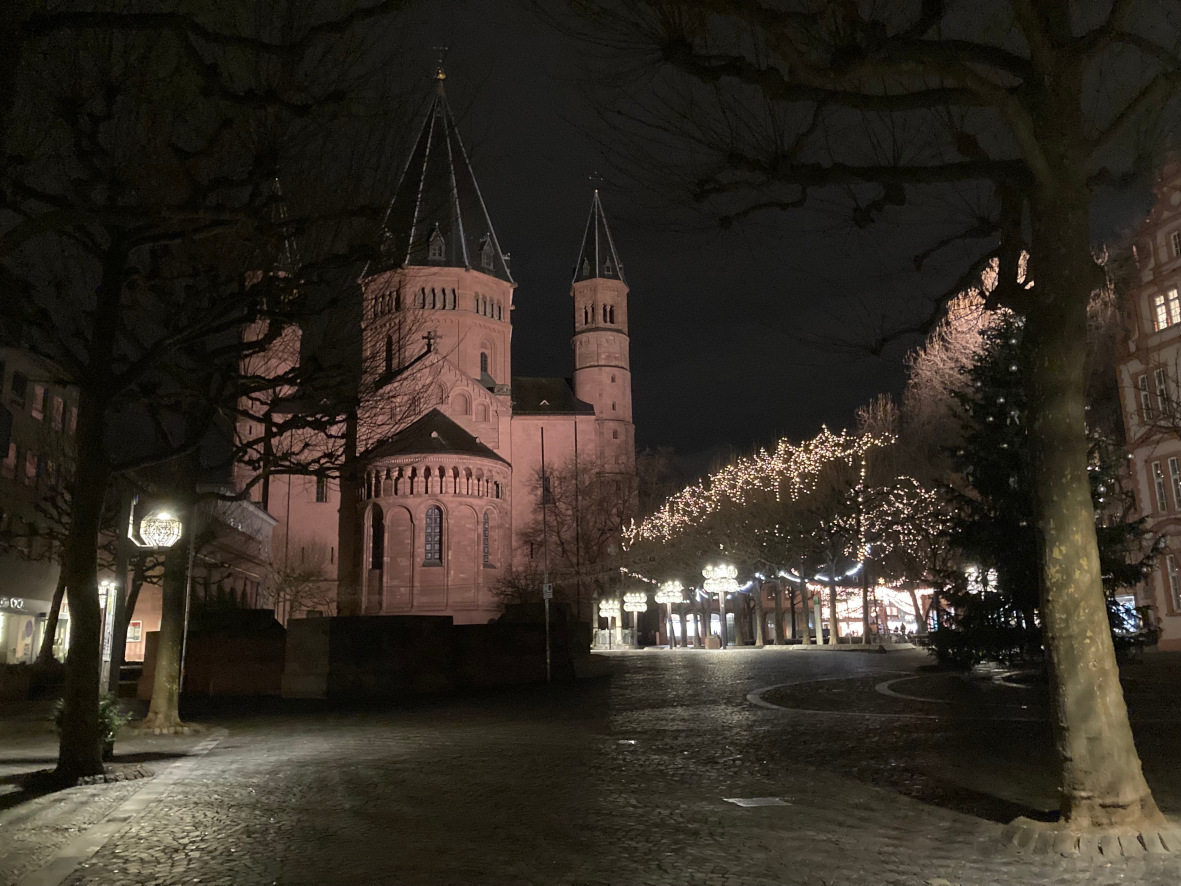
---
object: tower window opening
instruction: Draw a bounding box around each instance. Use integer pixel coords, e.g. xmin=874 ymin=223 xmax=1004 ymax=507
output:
xmin=474 ymin=295 xmax=479 ymax=312
xmin=604 ymin=257 xmax=614 ymax=276
xmin=481 ymin=238 xmax=495 ymax=271
xmin=583 ymin=306 xmax=589 ymax=326
xmin=394 ymin=290 xmax=402 ymax=311
xmin=450 ymin=289 xmax=457 ymax=309
xmin=611 ymin=374 xmax=616 ymax=383
xmin=429 ymin=230 xmax=445 ymax=262
xmin=609 ymin=305 xmax=615 ymax=324
xmin=384 ymin=335 xmax=394 ymax=375
xmin=613 ymin=430 xmax=619 ymax=439
xmin=315 ymin=476 xmax=329 ymax=502
xmin=612 ymin=402 xmax=616 ymax=411
xmin=424 ymin=506 xmax=443 ymax=565
xmin=370 ymin=507 xmax=384 ymax=570
xmin=603 ymin=304 xmax=608 ymax=323
xmin=480 ymin=352 xmax=489 ymax=375
xmin=581 ymin=259 xmax=590 ymax=277
xmin=483 ymin=512 xmax=493 ymax=567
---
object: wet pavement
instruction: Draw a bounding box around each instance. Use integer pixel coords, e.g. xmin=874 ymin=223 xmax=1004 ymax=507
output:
xmin=6 ymin=647 xmax=1181 ymax=885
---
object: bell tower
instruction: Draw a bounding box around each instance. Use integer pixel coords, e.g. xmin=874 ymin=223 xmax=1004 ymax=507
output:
xmin=571 ymin=191 xmax=634 ymax=472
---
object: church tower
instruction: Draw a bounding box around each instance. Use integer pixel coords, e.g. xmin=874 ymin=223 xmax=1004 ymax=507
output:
xmin=571 ymin=191 xmax=634 ymax=472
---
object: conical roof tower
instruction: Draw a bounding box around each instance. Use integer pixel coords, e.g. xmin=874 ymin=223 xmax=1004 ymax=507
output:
xmin=376 ymin=70 xmax=512 ymax=283
xmin=573 ymin=190 xmax=625 ymax=284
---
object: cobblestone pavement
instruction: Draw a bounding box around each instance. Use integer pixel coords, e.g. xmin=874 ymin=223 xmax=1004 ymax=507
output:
xmin=9 ymin=648 xmax=1181 ymax=886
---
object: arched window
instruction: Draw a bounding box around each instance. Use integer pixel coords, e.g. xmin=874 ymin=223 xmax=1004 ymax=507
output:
xmin=370 ymin=507 xmax=384 ymax=570
xmin=423 ymin=466 xmax=433 ymax=495
xmin=452 ymin=466 xmax=460 ymax=494
xmin=384 ymin=335 xmax=394 ymax=375
xmin=483 ymin=512 xmax=493 ymax=566
xmin=449 ymin=289 xmax=456 ymax=309
xmin=452 ymin=392 xmax=471 ymax=415
xmin=612 ymin=402 xmax=617 ymax=411
xmin=430 ymin=288 xmax=437 ymax=309
xmin=482 ymin=297 xmax=488 ymax=316
xmin=481 ymin=238 xmax=495 ymax=270
xmin=581 ymin=258 xmax=590 ymax=277
xmin=418 ymin=288 xmax=427 ymax=308
xmin=583 ymin=306 xmax=589 ymax=326
xmin=429 ymin=230 xmax=445 ymax=262
xmin=475 ymin=403 xmax=489 ymax=422
xmin=480 ymin=352 xmax=489 ymax=375
xmin=394 ymin=290 xmax=402 ymax=311
xmin=609 ymin=306 xmax=615 ymax=324
xmin=474 ymin=294 xmax=480 ymax=312
xmin=409 ymin=467 xmax=417 ymax=495
xmin=496 ymin=302 xmax=502 ymax=321
xmin=612 ymin=430 xmax=619 ymax=439
xmin=424 ymin=506 xmax=443 ymax=565
xmin=602 ymin=304 xmax=609 ymax=323
xmin=393 ymin=468 xmax=402 ymax=496
xmin=604 ymin=256 xmax=614 ymax=276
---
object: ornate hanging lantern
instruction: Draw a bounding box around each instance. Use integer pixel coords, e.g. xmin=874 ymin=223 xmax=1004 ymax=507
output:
xmin=139 ymin=511 xmax=183 ymax=548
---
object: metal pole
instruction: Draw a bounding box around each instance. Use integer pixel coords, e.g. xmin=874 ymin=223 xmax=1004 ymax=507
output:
xmin=540 ymin=427 xmax=551 ymax=683
xmin=179 ymin=500 xmax=199 ymax=683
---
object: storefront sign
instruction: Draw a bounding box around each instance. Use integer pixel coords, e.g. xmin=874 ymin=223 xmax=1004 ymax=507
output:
xmin=0 ymin=596 xmax=51 ymax=615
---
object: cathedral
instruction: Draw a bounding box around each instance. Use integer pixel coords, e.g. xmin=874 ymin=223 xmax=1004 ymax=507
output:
xmin=242 ymin=71 xmax=636 ymax=626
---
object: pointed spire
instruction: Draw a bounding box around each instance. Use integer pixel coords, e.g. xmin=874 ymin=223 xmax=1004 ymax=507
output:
xmin=373 ymin=72 xmax=513 ymax=283
xmin=573 ymin=190 xmax=625 ymax=284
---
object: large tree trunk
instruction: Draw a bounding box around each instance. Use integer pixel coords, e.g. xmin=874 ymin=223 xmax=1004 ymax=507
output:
xmin=772 ymin=583 xmax=783 ymax=644
xmin=753 ymin=586 xmax=765 ymax=648
xmin=140 ymin=538 xmax=188 ymax=732
xmin=1025 ymin=185 xmax=1162 ymax=829
xmin=36 ymin=572 xmax=67 ymax=664
xmin=105 ymin=489 xmax=133 ymax=694
xmin=335 ymin=410 xmax=362 ymax=615
xmin=799 ymin=583 xmax=811 ymax=645
xmin=679 ymin=606 xmax=688 ymax=647
xmin=56 ymin=237 xmax=125 ymax=781
xmin=906 ymin=587 xmax=927 ymax=636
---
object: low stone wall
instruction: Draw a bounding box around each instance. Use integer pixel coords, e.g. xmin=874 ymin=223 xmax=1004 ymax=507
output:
xmin=282 ymin=616 xmax=591 ymax=699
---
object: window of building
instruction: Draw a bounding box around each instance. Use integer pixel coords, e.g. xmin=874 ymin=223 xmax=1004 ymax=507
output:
xmin=1153 ymin=461 xmax=1168 ymax=511
xmin=481 ymin=238 xmax=494 ymax=271
xmin=611 ymin=402 xmax=616 ymax=411
xmin=604 ymin=257 xmax=614 ymax=276
xmin=31 ymin=385 xmax=45 ymax=420
xmin=315 ymin=476 xmax=329 ymax=503
xmin=1141 ymin=375 xmax=1154 ymax=419
xmin=429 ymin=230 xmax=445 ymax=262
xmin=1157 ymin=367 xmax=1171 ymax=409
xmin=483 ymin=512 xmax=493 ymax=567
xmin=612 ymin=430 xmax=619 ymax=439
xmin=602 ymin=304 xmax=609 ymax=323
xmin=1153 ymin=288 xmax=1181 ymax=331
xmin=10 ymin=371 xmax=27 ymax=409
xmin=1170 ymin=458 xmax=1181 ymax=509
xmin=583 ymin=306 xmax=589 ymax=326
xmin=1173 ymin=230 xmax=1181 ymax=258
xmin=480 ymin=352 xmax=489 ymax=375
xmin=1169 ymin=554 xmax=1181 ymax=611
xmin=384 ymin=335 xmax=394 ymax=375
xmin=424 ymin=506 xmax=443 ymax=565
xmin=609 ymin=306 xmax=615 ymax=324
xmin=51 ymin=396 xmax=63 ymax=431
xmin=476 ymin=403 xmax=489 ymax=422
xmin=370 ymin=507 xmax=384 ymax=570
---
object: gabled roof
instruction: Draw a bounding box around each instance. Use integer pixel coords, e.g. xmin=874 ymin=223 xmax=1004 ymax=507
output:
xmin=374 ymin=72 xmax=513 ymax=283
xmin=364 ymin=409 xmax=508 ymax=465
xmin=573 ymin=190 xmax=625 ymax=284
xmin=511 ymin=377 xmax=595 ymax=416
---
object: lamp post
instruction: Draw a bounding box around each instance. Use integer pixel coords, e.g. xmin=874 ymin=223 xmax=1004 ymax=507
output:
xmin=97 ymin=579 xmax=117 ymax=690
xmin=623 ymin=591 xmax=647 ymax=649
xmin=598 ymin=598 xmax=621 ymax=649
xmin=655 ymin=581 xmax=684 ymax=648
xmin=702 ymin=563 xmax=739 ymax=648
xmin=129 ymin=506 xmax=188 ymax=679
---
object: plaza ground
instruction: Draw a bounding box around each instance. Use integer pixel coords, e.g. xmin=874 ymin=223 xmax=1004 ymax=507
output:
xmin=5 ymin=647 xmax=1181 ymax=885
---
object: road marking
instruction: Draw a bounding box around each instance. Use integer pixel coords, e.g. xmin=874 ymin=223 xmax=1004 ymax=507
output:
xmin=17 ymin=728 xmax=226 ymax=886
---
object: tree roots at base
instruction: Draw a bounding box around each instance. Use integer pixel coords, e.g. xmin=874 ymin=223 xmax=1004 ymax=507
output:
xmin=1005 ymin=815 xmax=1181 ymax=857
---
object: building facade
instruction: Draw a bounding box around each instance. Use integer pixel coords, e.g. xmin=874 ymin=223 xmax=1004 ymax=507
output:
xmin=1117 ymin=160 xmax=1181 ymax=651
xmin=246 ymin=72 xmax=638 ymax=625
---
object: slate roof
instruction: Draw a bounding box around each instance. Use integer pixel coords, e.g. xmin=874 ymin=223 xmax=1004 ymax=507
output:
xmin=573 ymin=190 xmax=625 ymax=285
xmin=364 ymin=409 xmax=508 ymax=465
xmin=373 ymin=72 xmax=513 ymax=283
xmin=511 ymin=377 xmax=595 ymax=416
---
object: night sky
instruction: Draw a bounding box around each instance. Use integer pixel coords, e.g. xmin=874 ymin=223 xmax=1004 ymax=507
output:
xmin=400 ymin=0 xmax=1152 ymax=466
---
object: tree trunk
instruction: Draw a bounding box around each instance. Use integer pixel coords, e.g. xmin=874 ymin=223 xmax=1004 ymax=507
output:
xmin=140 ymin=540 xmax=188 ymax=732
xmin=772 ymin=583 xmax=783 ymax=644
xmin=717 ymin=591 xmax=727 ymax=647
xmin=336 ymin=409 xmax=362 ymax=615
xmin=105 ymin=489 xmax=133 ymax=694
xmin=679 ymin=606 xmax=688 ymax=647
xmin=906 ymin=587 xmax=927 ymax=635
xmin=56 ymin=237 xmax=126 ymax=781
xmin=827 ymin=566 xmax=839 ymax=646
xmin=36 ymin=572 xmax=67 ymax=664
xmin=799 ymin=584 xmax=811 ymax=645
xmin=1025 ymin=187 xmax=1162 ymax=829
xmin=753 ymin=585 xmax=765 ymax=648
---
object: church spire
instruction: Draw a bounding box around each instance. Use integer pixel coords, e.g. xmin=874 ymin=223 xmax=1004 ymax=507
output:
xmin=375 ymin=72 xmax=512 ymax=283
xmin=573 ymin=190 xmax=625 ymax=284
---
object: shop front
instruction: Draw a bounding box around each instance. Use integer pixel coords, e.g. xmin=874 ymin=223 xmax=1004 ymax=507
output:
xmin=0 ymin=595 xmax=52 ymax=664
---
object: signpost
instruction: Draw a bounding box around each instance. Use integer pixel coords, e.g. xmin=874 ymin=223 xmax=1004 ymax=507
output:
xmin=543 ymin=582 xmax=553 ymax=683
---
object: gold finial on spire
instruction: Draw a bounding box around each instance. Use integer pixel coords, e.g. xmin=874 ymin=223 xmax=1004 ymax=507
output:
xmin=433 ymin=46 xmax=449 ymax=89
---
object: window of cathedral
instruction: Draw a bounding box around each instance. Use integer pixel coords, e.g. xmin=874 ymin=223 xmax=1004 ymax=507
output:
xmin=424 ymin=506 xmax=443 ymax=565
xmin=384 ymin=335 xmax=394 ymax=375
xmin=429 ymin=230 xmax=445 ymax=262
xmin=481 ymin=237 xmax=494 ymax=270
xmin=582 ymin=259 xmax=590 ymax=277
xmin=430 ymin=288 xmax=437 ymax=309
xmin=452 ymin=466 xmax=461 ymax=494
xmin=453 ymin=392 xmax=471 ymax=415
xmin=612 ymin=402 xmax=617 ymax=411
xmin=369 ymin=506 xmax=384 ymax=570
xmin=474 ymin=294 xmax=479 ymax=312
xmin=483 ymin=512 xmax=493 ymax=567
xmin=424 ymin=466 xmax=432 ymax=494
xmin=315 ymin=476 xmax=329 ymax=503
xmin=409 ymin=467 xmax=418 ymax=495
xmin=611 ymin=374 xmax=616 ymax=383
xmin=603 ymin=304 xmax=608 ymax=323
xmin=612 ymin=430 xmax=619 ymax=439
xmin=476 ymin=403 xmax=489 ymax=422
xmin=480 ymin=352 xmax=489 ymax=375
xmin=604 ymin=257 xmax=614 ymax=276
xmin=609 ymin=306 xmax=615 ymax=324
xmin=450 ymin=288 xmax=457 ymax=309
xmin=583 ymin=306 xmax=589 ymax=326
xmin=394 ymin=290 xmax=402 ymax=311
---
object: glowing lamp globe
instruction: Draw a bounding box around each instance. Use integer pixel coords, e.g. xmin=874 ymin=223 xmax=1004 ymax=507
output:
xmin=655 ymin=581 xmax=684 ymax=606
xmin=623 ymin=591 xmax=648 ymax=613
xmin=702 ymin=563 xmax=739 ymax=596
xmin=140 ymin=511 xmax=183 ymax=548
xmin=598 ymin=599 xmax=621 ymax=619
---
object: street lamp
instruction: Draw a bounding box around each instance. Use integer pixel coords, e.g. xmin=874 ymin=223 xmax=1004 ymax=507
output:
xmin=623 ymin=591 xmax=648 ymax=649
xmin=655 ymin=580 xmax=684 ymax=648
xmin=136 ymin=510 xmax=184 ymax=548
xmin=702 ymin=563 xmax=739 ymax=648
xmin=97 ymin=579 xmax=118 ymax=690
xmin=598 ymin=598 xmax=621 ymax=649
